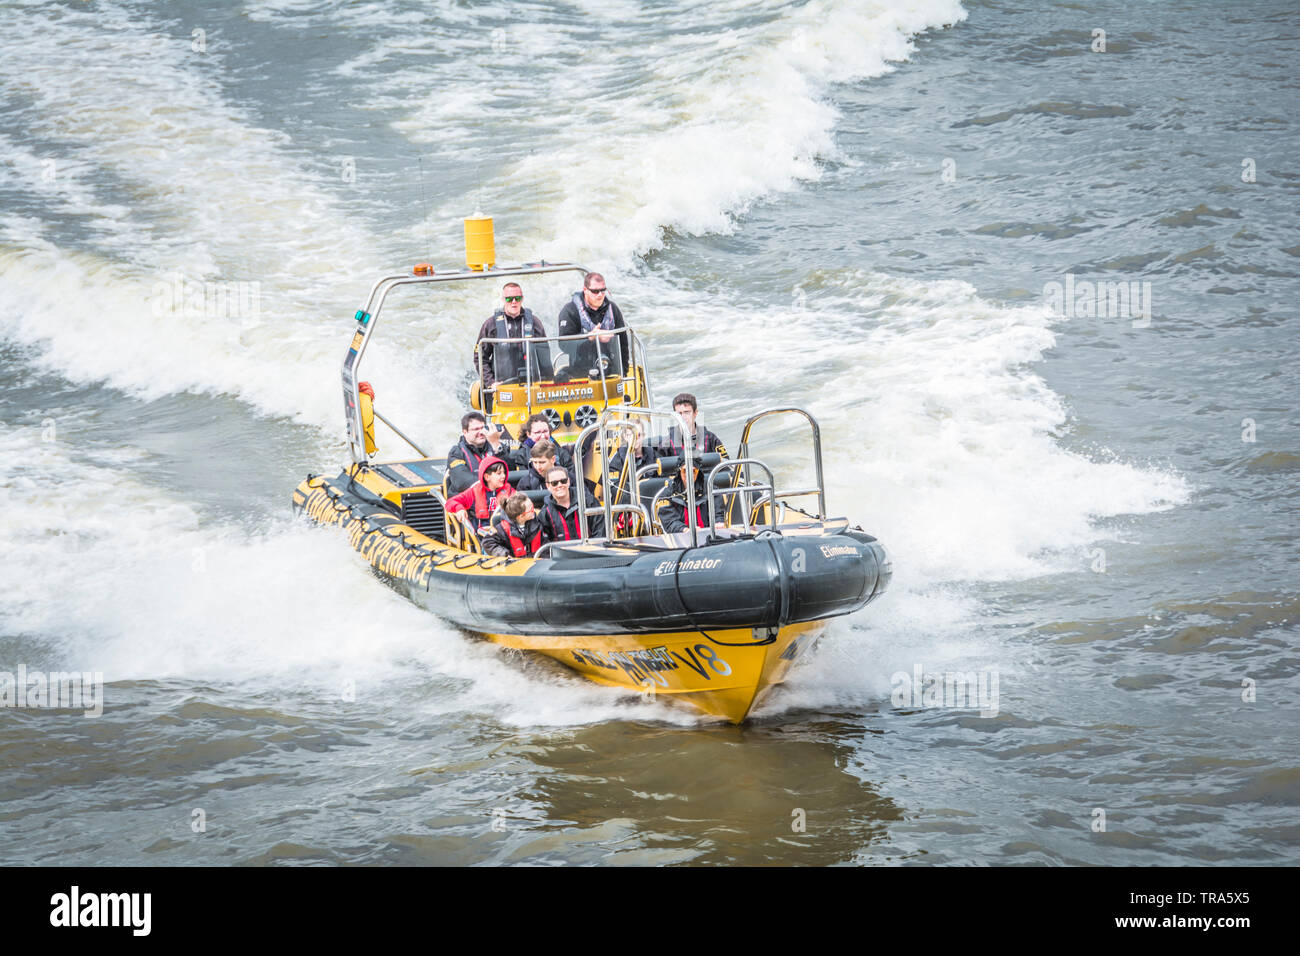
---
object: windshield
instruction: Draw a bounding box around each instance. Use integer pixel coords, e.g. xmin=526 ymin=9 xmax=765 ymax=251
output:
xmin=476 ymin=326 xmax=631 ymax=387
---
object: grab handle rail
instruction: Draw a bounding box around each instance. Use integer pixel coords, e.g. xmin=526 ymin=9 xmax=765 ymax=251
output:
xmin=737 ymin=407 xmax=826 ymax=519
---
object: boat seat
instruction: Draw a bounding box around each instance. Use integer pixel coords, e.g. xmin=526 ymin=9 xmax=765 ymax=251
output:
xmin=653 ymin=453 xmax=722 ymax=475
xmin=637 ymin=477 xmax=668 ymax=508
xmin=596 ymin=476 xmax=667 ymax=539
xmin=749 ymin=497 xmax=787 ymax=528
xmin=445 ymin=510 xmax=484 ymax=553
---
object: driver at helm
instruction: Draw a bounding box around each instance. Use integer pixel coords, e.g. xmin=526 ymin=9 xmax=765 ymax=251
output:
xmin=555 ymin=272 xmax=628 ymax=380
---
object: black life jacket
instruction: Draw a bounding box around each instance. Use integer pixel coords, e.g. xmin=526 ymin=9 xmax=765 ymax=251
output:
xmin=570 ymin=292 xmax=617 ymax=331
xmin=672 ymin=501 xmax=707 ymax=529
xmin=668 ymin=476 xmax=708 ymax=530
xmin=493 ymin=309 xmax=539 ymax=341
xmin=456 ymin=438 xmax=491 ymax=475
xmin=666 ymin=425 xmax=722 ymax=457
xmin=491 ymin=310 xmax=540 ymax=381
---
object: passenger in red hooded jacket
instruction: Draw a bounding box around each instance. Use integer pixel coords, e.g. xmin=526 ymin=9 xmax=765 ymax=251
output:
xmin=445 ymin=455 xmax=514 ymax=536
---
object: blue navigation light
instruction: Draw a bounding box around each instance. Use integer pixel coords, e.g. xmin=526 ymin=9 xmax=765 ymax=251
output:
xmin=355 ymin=310 xmax=371 ymax=325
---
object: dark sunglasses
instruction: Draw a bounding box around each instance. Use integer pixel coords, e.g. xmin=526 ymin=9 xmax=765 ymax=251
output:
xmin=586 ymin=287 xmax=606 ymax=295
xmin=547 ymin=477 xmax=570 ymax=486
xmin=503 ymin=295 xmax=523 ymax=302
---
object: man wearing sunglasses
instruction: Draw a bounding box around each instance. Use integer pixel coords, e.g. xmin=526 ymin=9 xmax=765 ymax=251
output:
xmin=475 ymin=281 xmax=554 ymax=412
xmin=539 ymin=467 xmax=605 ymax=542
xmin=555 ymin=272 xmax=628 ymax=381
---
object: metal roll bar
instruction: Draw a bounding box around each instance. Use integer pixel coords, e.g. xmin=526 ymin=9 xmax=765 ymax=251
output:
xmin=746 ymin=491 xmax=788 ymax=527
xmin=647 ymin=482 xmax=673 ymax=533
xmin=572 ymin=406 xmax=701 ymax=546
xmin=736 ymin=407 xmax=827 ymax=519
xmin=359 ymin=263 xmax=588 ymax=326
xmin=371 ymin=408 xmax=428 ymax=459
xmin=607 ymin=501 xmax=652 ymax=538
xmin=343 ymin=263 xmax=590 ymax=463
xmin=705 ymin=459 xmax=777 ymax=536
xmin=470 ymin=325 xmax=651 ymax=421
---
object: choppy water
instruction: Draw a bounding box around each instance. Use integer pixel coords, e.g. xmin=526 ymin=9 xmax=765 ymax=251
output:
xmin=1 ymin=0 xmax=1297 ymax=865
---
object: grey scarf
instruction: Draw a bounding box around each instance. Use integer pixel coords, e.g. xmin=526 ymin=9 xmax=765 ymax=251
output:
xmin=572 ymin=291 xmax=615 ymax=332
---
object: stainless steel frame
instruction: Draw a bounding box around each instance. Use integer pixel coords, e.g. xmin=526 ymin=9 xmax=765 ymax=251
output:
xmin=736 ymin=407 xmax=827 ymax=520
xmin=470 ymin=324 xmax=653 ymax=423
xmin=335 ymin=262 xmax=833 ymax=557
xmin=572 ymin=406 xmax=701 ymax=546
xmin=343 ymin=263 xmax=589 ymax=463
xmin=704 ymin=459 xmax=777 ymax=534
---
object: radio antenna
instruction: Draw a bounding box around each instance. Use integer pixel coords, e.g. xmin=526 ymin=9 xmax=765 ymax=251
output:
xmin=417 ymin=154 xmax=433 ymax=260
xmin=531 ymin=148 xmax=545 ymax=265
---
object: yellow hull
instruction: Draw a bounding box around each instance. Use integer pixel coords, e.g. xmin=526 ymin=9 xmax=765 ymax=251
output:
xmin=486 ymin=622 xmax=827 ymax=723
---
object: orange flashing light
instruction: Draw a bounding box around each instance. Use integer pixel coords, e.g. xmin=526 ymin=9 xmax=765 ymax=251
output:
xmin=413 ymin=263 xmax=435 ymax=276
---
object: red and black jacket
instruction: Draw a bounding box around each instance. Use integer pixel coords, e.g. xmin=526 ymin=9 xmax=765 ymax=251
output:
xmin=660 ymin=474 xmax=709 ymax=534
xmin=540 ymin=491 xmax=605 ymax=541
xmin=483 ymin=515 xmax=545 ymax=557
xmin=660 ymin=425 xmax=728 ymax=460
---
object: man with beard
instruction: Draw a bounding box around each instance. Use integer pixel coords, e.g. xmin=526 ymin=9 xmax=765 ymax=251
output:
xmin=446 ymin=412 xmax=512 ymax=495
xmin=555 ymin=272 xmax=629 ymax=379
xmin=606 ymin=420 xmax=658 ymax=537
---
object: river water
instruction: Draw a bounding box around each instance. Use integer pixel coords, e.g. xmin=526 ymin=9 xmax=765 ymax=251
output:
xmin=1 ymin=0 xmax=1297 ymax=866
